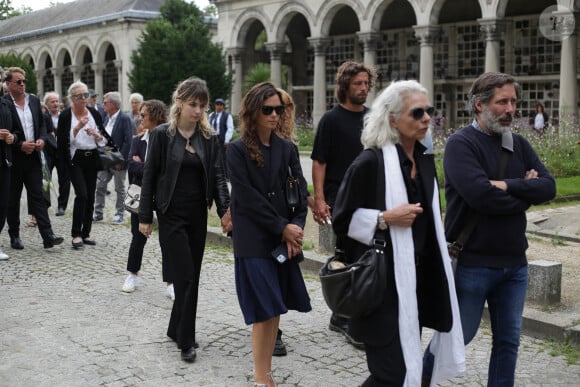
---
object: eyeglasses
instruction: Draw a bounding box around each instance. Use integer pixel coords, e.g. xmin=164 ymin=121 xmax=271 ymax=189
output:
xmin=261 ymin=105 xmax=285 ymax=116
xmin=9 ymin=79 xmax=26 ymax=85
xmin=72 ymin=92 xmax=90 ymax=100
xmin=410 ymin=106 xmax=435 ymax=120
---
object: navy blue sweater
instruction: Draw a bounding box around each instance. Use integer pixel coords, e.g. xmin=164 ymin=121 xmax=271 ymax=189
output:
xmin=444 ymin=125 xmax=556 ymax=268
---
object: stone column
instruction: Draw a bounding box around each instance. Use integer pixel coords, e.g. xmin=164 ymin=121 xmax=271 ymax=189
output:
xmin=228 ymin=47 xmax=244 ymax=116
xmin=52 ymin=67 xmax=63 ymax=101
xmin=559 ymin=27 xmax=577 ymax=133
xmin=36 ymin=69 xmax=46 ymax=98
xmin=71 ymin=65 xmax=83 ymax=81
xmin=265 ymin=42 xmax=286 ymax=88
xmin=91 ymin=63 xmax=105 ymax=102
xmin=479 ymin=18 xmax=504 ymax=73
xmin=413 ymin=26 xmax=439 ymax=104
xmin=358 ymin=32 xmax=380 ymax=103
xmin=308 ymin=37 xmax=331 ymax=126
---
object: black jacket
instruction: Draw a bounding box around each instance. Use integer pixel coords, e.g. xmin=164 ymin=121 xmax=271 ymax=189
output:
xmin=56 ymin=107 xmax=108 ymax=167
xmin=139 ymin=124 xmax=230 ymax=223
xmin=2 ymin=93 xmax=47 ymax=163
xmin=226 ymin=133 xmax=308 ymax=258
xmin=0 ymin=98 xmax=13 ymax=168
xmin=127 ymin=134 xmax=147 ymax=186
xmin=332 ymin=147 xmax=452 ymax=345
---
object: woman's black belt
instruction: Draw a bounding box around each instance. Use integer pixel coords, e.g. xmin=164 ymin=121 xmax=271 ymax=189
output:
xmin=75 ymin=149 xmax=97 ymax=157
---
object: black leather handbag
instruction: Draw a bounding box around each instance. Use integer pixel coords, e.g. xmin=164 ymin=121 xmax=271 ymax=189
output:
xmin=319 ymin=147 xmax=388 ymax=319
xmin=319 ymin=231 xmax=388 ymax=319
xmin=285 ymin=166 xmax=301 ymax=213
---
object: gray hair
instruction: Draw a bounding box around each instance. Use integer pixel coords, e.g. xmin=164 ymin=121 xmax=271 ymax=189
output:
xmin=130 ymin=92 xmax=144 ymax=103
xmin=43 ymin=91 xmax=59 ymax=105
xmin=67 ymin=81 xmax=88 ymax=97
xmin=104 ymin=91 xmax=122 ymax=110
xmin=361 ymin=80 xmax=428 ymax=149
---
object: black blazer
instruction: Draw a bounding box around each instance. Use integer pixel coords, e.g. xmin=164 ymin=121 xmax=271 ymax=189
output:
xmin=226 ymin=133 xmax=308 ymax=258
xmin=2 ymin=93 xmax=47 ymax=163
xmin=332 ymin=147 xmax=452 ymax=345
xmin=56 ymin=106 xmax=108 ymax=167
xmin=127 ymin=134 xmax=147 ymax=185
xmin=0 ymin=98 xmax=14 ymax=168
xmin=139 ymin=124 xmax=230 ymax=223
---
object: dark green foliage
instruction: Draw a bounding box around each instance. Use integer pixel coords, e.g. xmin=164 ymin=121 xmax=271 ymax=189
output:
xmin=128 ymin=0 xmax=231 ymax=105
xmin=0 ymin=53 xmax=38 ymax=95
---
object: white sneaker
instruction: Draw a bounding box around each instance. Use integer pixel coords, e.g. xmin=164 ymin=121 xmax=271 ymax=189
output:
xmin=166 ymin=284 xmax=175 ymax=300
xmin=0 ymin=248 xmax=9 ymax=261
xmin=122 ymin=274 xmax=138 ymax=292
xmin=112 ymin=214 xmax=123 ymax=224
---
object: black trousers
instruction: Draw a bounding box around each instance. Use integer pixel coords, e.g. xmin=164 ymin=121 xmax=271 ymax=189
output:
xmin=8 ymin=153 xmax=54 ymax=241
xmin=0 ymin=165 xmax=10 ymax=235
xmin=68 ymin=150 xmax=99 ymax=239
xmin=159 ymin=198 xmax=207 ymax=350
xmin=127 ymin=212 xmax=173 ymax=283
xmin=51 ymin=152 xmax=71 ymax=210
xmin=362 ymin=337 xmax=406 ymax=387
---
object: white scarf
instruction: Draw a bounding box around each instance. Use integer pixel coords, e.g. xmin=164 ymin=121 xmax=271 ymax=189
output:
xmin=382 ymin=143 xmax=465 ymax=386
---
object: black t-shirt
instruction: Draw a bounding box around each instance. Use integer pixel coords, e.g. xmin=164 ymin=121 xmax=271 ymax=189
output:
xmin=310 ymin=104 xmax=367 ymax=208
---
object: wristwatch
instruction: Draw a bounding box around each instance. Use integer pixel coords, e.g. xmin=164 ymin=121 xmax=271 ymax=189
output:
xmin=377 ymin=211 xmax=389 ymax=230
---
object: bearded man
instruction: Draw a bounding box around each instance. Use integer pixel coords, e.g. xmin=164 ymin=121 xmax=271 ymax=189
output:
xmin=421 ymin=72 xmax=556 ymax=386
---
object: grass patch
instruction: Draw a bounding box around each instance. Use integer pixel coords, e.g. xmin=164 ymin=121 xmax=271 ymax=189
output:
xmin=544 ymin=338 xmax=580 ymax=365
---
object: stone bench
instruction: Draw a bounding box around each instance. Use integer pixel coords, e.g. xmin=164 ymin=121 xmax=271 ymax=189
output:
xmin=527 ymin=260 xmax=562 ymax=306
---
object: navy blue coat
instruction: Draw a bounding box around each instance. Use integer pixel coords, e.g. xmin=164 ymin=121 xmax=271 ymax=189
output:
xmin=103 ymin=111 xmax=133 ymax=168
xmin=226 ymin=133 xmax=308 ymax=258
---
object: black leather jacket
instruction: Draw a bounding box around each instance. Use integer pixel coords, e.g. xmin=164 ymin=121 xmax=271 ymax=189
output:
xmin=139 ymin=123 xmax=230 ymax=223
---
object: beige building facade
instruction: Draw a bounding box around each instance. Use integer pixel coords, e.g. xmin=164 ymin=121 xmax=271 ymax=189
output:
xmin=0 ymin=0 xmax=164 ymax=110
xmin=213 ymin=0 xmax=579 ymax=129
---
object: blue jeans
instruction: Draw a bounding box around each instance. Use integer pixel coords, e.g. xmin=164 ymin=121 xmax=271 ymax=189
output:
xmin=423 ymin=264 xmax=528 ymax=387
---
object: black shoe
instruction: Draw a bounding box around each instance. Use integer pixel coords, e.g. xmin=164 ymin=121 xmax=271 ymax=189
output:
xmin=273 ymin=329 xmax=287 ymax=356
xmin=82 ymin=238 xmax=97 ymax=246
xmin=10 ymin=237 xmax=24 ymax=250
xmin=181 ymin=347 xmax=196 ymax=362
xmin=43 ymin=235 xmax=64 ymax=249
xmin=72 ymin=237 xmax=84 ymax=249
xmin=55 ymin=208 xmax=65 ymax=216
xmin=329 ymin=315 xmax=364 ymax=350
xmin=93 ymin=214 xmax=103 ymax=222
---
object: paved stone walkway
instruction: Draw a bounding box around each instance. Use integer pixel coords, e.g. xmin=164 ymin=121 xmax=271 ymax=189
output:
xmin=1 ymin=210 xmax=580 ymax=386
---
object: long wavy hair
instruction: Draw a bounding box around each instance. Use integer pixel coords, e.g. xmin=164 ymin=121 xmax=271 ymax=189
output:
xmin=361 ymin=80 xmax=428 ymax=149
xmin=275 ymin=88 xmax=296 ymax=144
xmin=239 ymin=82 xmax=282 ymax=167
xmin=167 ymin=77 xmax=212 ymax=139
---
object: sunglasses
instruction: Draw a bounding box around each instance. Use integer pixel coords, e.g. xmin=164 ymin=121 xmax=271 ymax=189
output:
xmin=261 ymin=105 xmax=285 ymax=116
xmin=73 ymin=92 xmax=90 ymax=100
xmin=410 ymin=106 xmax=435 ymax=120
xmin=10 ymin=79 xmax=26 ymax=85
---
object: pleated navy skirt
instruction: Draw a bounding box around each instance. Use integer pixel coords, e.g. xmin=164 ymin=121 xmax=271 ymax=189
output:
xmin=235 ymin=256 xmax=312 ymax=324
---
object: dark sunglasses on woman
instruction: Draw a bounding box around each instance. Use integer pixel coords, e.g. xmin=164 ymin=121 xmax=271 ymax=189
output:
xmin=261 ymin=105 xmax=285 ymax=116
xmin=410 ymin=106 xmax=435 ymax=120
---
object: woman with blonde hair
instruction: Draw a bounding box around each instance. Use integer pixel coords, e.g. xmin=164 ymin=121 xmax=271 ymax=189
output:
xmin=139 ymin=77 xmax=231 ymax=362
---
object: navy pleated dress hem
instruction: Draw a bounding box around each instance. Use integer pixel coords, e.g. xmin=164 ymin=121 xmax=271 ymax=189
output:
xmin=235 ymin=256 xmax=312 ymax=325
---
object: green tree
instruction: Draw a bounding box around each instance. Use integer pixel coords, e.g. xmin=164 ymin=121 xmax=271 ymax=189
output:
xmin=129 ymin=0 xmax=231 ymax=105
xmin=0 ymin=53 xmax=38 ymax=95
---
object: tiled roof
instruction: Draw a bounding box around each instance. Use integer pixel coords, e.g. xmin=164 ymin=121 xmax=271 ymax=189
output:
xmin=0 ymin=0 xmax=164 ymax=43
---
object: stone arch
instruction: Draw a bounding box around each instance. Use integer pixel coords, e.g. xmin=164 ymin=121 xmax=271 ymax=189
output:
xmin=54 ymin=44 xmax=73 ymax=68
xmin=317 ymin=0 xmax=365 ymax=36
xmin=232 ymin=8 xmax=272 ymax=47
xmin=272 ymin=2 xmax=314 ymax=42
xmin=368 ymin=0 xmax=399 ymax=31
xmin=73 ymin=38 xmax=95 ymax=65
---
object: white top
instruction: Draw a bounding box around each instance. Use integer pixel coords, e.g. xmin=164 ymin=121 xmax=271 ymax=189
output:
xmin=69 ymin=113 xmax=107 ymax=158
